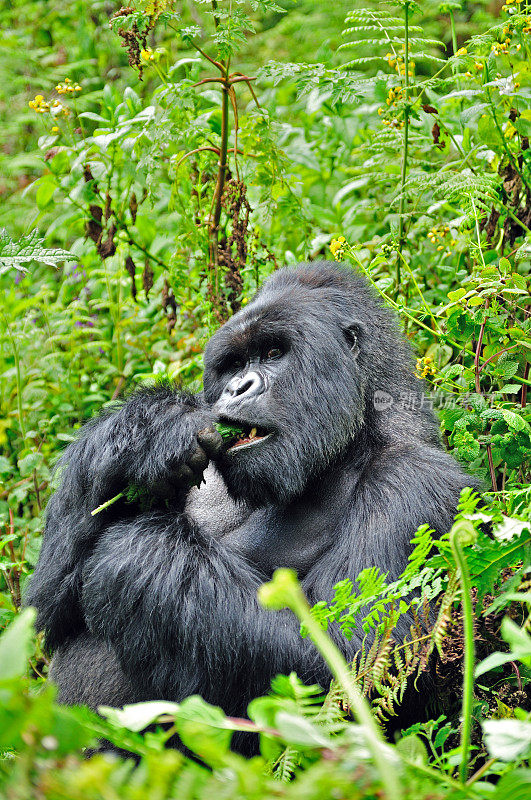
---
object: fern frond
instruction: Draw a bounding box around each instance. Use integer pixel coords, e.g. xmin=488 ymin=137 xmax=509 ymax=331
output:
xmin=342 ymin=24 xmax=422 ymax=35
xmin=342 ymin=56 xmax=391 ymax=68
xmin=344 ymin=9 xmax=403 ymax=23
xmin=432 ymin=574 xmax=459 ymax=656
xmin=272 ymin=746 xmax=299 ymax=782
xmin=339 ymin=37 xmax=442 ymax=51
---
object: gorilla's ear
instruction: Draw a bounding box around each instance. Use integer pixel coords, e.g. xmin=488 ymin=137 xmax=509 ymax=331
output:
xmin=343 ymin=323 xmax=362 ymax=357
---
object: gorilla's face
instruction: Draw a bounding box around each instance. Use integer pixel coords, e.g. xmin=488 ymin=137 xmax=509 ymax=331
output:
xmin=203 ymin=268 xmax=367 ymax=506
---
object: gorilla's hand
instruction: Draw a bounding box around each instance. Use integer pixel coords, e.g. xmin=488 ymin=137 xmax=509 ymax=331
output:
xmin=50 ymin=387 xmax=224 ymax=512
xmin=117 ymin=397 xmax=223 ymax=501
xmin=152 ymin=425 xmax=224 ymax=494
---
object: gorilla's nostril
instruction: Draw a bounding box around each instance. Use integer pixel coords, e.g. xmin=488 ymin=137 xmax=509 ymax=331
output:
xmin=235 ymin=377 xmax=254 ymax=396
xmin=224 ymin=371 xmax=264 ymax=400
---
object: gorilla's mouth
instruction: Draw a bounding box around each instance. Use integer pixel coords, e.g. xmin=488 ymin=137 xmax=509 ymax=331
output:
xmin=217 ymin=419 xmax=274 ymax=452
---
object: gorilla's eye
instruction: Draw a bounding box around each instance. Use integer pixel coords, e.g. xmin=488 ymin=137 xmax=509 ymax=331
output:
xmin=220 ymin=354 xmax=245 ymax=374
xmin=231 ymin=357 xmax=245 ymax=372
xmin=265 ymin=347 xmax=283 ymax=361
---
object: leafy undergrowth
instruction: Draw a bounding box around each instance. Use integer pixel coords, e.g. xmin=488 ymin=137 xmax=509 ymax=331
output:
xmin=1 ymin=495 xmax=530 ymax=798
xmin=1 ymin=1 xmax=531 ymax=798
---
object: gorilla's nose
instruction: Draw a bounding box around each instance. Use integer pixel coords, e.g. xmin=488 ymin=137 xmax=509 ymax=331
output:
xmin=222 ymin=371 xmax=265 ymax=401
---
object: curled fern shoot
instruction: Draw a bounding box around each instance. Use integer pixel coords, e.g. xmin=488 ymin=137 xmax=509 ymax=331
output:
xmin=258 ymin=568 xmax=402 ymax=800
xmin=449 ymin=519 xmax=477 ymax=784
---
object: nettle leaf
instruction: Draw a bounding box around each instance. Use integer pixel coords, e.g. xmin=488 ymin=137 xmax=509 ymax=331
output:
xmin=466 ymin=528 xmax=531 ymax=604
xmin=0 ymin=228 xmax=75 ymax=274
xmin=496 ymin=360 xmax=520 ymax=379
xmin=501 ymin=410 xmax=530 ymax=433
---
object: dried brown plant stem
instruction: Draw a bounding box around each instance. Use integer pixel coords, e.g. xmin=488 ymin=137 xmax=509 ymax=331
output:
xmin=474 ymin=301 xmax=497 ymax=491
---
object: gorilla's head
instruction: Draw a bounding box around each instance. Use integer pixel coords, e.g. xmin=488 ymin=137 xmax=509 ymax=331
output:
xmin=203 ymin=262 xmax=434 ymax=506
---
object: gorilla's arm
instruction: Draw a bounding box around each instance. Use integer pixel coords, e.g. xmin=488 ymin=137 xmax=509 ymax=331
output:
xmin=26 ymin=385 xmax=218 ymax=649
xmin=80 ymin=444 xmax=470 ymax=710
xmin=81 ymin=511 xmax=327 ymax=711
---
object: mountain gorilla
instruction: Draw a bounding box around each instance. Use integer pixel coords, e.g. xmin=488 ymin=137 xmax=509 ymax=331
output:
xmin=27 ymin=262 xmax=472 ymax=743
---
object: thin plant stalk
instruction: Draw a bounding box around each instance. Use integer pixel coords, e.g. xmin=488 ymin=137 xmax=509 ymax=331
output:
xmin=1 ymin=310 xmax=26 ymax=439
xmin=449 ymin=9 xmax=458 ymax=57
xmin=396 ymin=1 xmax=411 ymax=294
xmin=258 ymin=570 xmax=402 ymax=800
xmin=450 ymin=521 xmax=476 ymax=784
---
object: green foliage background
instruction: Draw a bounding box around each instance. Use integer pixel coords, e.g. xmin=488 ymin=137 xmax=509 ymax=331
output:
xmin=0 ymin=1 xmax=530 ymax=797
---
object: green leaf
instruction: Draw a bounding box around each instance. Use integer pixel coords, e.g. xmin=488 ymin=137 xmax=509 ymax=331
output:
xmin=500 ymin=617 xmax=531 ymax=667
xmin=502 ymin=410 xmax=529 ymax=432
xmin=466 ymin=529 xmax=531 ymax=605
xmin=0 ymin=608 xmax=36 ymax=680
xmin=482 ymin=719 xmax=531 ymax=762
xmin=275 ymin=712 xmax=332 ymax=748
xmin=174 ymin=695 xmax=233 ymax=766
xmin=492 ymin=770 xmax=531 ymax=799
xmin=17 ymin=452 xmax=43 ymax=477
xmin=0 ymin=228 xmax=75 ymax=272
xmin=447 ymin=288 xmax=466 ymax=302
xmin=396 ymin=733 xmax=428 ymax=765
xmin=35 ymin=177 xmax=57 ymax=210
xmin=99 ymin=700 xmax=180 ymax=732
xmin=214 ymin=421 xmax=245 ymax=440
xmin=0 ymin=456 xmax=12 ymax=475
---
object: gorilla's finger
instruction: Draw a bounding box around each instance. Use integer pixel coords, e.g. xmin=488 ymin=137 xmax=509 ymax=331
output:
xmin=187 ymin=445 xmax=208 ymax=475
xmin=197 ymin=427 xmax=224 ymax=457
xmin=175 ymin=464 xmax=195 ymax=486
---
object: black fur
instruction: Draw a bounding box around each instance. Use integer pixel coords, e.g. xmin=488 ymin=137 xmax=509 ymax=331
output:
xmin=26 ymin=262 xmax=473 ymax=743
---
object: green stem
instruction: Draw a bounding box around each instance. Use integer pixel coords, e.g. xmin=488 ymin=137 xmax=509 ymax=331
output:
xmin=1 ymin=310 xmax=26 ymax=439
xmin=449 ymin=521 xmax=476 ymax=784
xmin=259 ymin=571 xmax=402 ymax=800
xmin=449 ymin=9 xmax=458 ymax=57
xmin=91 ymin=492 xmax=124 ymax=516
xmin=396 ymin=1 xmax=410 ymax=296
xmin=397 ymin=251 xmax=443 ymax=333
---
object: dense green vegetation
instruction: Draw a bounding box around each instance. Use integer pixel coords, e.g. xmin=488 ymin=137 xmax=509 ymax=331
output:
xmin=1 ymin=1 xmax=530 ymax=797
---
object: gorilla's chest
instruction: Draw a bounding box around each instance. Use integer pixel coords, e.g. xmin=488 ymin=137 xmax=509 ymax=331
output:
xmin=185 ymin=465 xmax=343 ymax=576
xmin=227 ymin=508 xmax=338 ymax=576
xmin=184 ymin=464 xmax=251 ymax=537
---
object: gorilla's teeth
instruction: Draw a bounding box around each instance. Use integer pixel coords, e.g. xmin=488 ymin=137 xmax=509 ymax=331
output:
xmin=250 ymin=427 xmax=257 ymax=438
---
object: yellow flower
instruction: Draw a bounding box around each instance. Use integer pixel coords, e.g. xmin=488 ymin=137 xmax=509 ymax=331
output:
xmin=56 ymin=78 xmax=82 ymax=95
xmin=415 ymin=356 xmax=435 ymax=380
xmin=51 ymin=126 xmax=59 ymax=133
xmin=456 ymin=47 xmax=468 ymax=56
xmin=330 ymin=236 xmax=346 ymax=260
xmin=29 ymin=94 xmax=50 ymax=113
